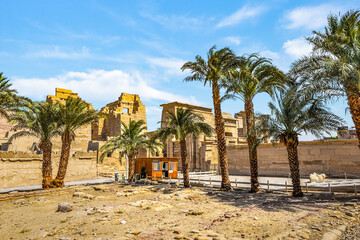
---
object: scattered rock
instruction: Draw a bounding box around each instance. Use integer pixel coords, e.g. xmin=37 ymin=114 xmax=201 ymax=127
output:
xmin=310 ymin=173 xmax=326 ymax=182
xmin=14 ymin=199 xmax=27 ymax=205
xmin=187 ymin=211 xmax=204 ymax=216
xmin=131 ymin=231 xmax=142 ymax=235
xmin=75 ymin=230 xmax=83 ymax=235
xmin=297 ymin=231 xmax=310 ymax=239
xmin=120 ymin=220 xmax=126 ymax=224
xmin=59 ymin=237 xmax=71 ymax=240
xmin=310 ymin=226 xmax=322 ymax=231
xmin=129 ymin=200 xmax=172 ymax=211
xmin=345 ymin=211 xmax=356 ymax=217
xmin=344 ymin=202 xmax=356 ymax=206
xmin=254 ymin=216 xmax=258 ymax=221
xmin=174 ymin=235 xmax=186 ymax=239
xmin=57 ymin=203 xmax=73 ymax=212
xmin=73 ymin=192 xmax=95 ymax=199
xmin=37 ymin=197 xmax=46 ymax=201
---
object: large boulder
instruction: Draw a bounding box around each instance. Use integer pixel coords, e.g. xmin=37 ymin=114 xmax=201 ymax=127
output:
xmin=310 ymin=173 xmax=326 ymax=183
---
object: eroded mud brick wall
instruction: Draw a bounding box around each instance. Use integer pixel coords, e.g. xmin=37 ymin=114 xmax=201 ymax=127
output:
xmin=0 ymin=151 xmax=97 ymax=188
xmin=227 ymin=140 xmax=360 ymax=177
xmin=92 ymin=93 xmax=147 ymax=141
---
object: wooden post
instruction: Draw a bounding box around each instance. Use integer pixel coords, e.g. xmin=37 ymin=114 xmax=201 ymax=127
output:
xmin=285 ymin=181 xmax=288 ymax=192
xmin=209 ymin=177 xmax=212 ymax=185
xmin=267 ymin=180 xmax=269 ymax=191
xmin=305 ymin=182 xmax=308 ymax=193
xmin=161 ymin=174 xmax=163 ymax=180
xmin=235 ymin=179 xmax=238 ymax=188
xmin=344 ymin=173 xmax=347 ymax=179
xmin=198 ymin=178 xmax=200 ymax=184
xmin=169 ymin=175 xmax=172 ymax=184
xmin=355 ymin=184 xmax=357 ymax=195
xmin=328 ymin=183 xmax=331 ymax=192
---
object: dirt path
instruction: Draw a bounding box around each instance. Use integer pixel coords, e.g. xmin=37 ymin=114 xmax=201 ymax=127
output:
xmin=0 ymin=182 xmax=359 ymax=240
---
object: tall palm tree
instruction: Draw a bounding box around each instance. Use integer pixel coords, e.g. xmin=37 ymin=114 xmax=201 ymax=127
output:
xmin=51 ymin=97 xmax=101 ymax=188
xmin=181 ymin=46 xmax=236 ymax=191
xmin=154 ymin=108 xmax=213 ymax=188
xmin=99 ymin=120 xmax=162 ymax=182
xmin=265 ymin=85 xmax=344 ymax=197
xmin=291 ymin=10 xmax=360 ymax=145
xmin=9 ymin=102 xmax=61 ymax=189
xmin=0 ymin=73 xmax=30 ymax=118
xmin=223 ymin=53 xmax=285 ymax=192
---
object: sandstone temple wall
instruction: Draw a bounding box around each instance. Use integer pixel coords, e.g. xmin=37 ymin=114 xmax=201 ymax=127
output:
xmin=0 ymin=151 xmax=97 ymax=188
xmin=227 ymin=140 xmax=360 ymax=178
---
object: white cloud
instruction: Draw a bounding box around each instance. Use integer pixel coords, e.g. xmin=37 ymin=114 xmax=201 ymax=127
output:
xmin=12 ymin=69 xmax=198 ymax=109
xmin=260 ymin=50 xmax=279 ymax=60
xmin=223 ymin=36 xmax=241 ymax=46
xmin=26 ymin=46 xmax=90 ymax=59
xmin=284 ymin=4 xmax=345 ymax=30
xmin=216 ymin=5 xmax=267 ymax=28
xmin=283 ymin=37 xmax=312 ymax=58
xmin=146 ymin=57 xmax=186 ymax=75
xmin=140 ymin=12 xmax=211 ymax=30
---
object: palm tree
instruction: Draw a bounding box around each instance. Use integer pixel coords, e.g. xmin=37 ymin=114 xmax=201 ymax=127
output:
xmin=154 ymin=108 xmax=213 ymax=188
xmin=181 ymin=46 xmax=236 ymax=191
xmin=291 ymin=10 xmax=360 ymax=145
xmin=99 ymin=119 xmax=162 ymax=182
xmin=265 ymin=85 xmax=344 ymax=197
xmin=223 ymin=53 xmax=285 ymax=192
xmin=0 ymin=73 xmax=30 ymax=118
xmin=9 ymin=102 xmax=61 ymax=189
xmin=51 ymin=97 xmax=101 ymax=188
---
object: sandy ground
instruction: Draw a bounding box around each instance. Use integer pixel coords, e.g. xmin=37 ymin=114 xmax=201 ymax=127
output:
xmin=0 ymin=181 xmax=359 ymax=240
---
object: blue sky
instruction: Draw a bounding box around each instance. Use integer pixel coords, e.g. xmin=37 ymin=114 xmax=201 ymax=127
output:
xmin=0 ymin=0 xmax=357 ymax=139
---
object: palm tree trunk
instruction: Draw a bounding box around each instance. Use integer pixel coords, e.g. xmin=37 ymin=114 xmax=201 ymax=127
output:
xmin=286 ymin=143 xmax=303 ymax=197
xmin=180 ymin=139 xmax=190 ymax=188
xmin=39 ymin=140 xmax=53 ymax=189
xmin=212 ymin=80 xmax=231 ymax=191
xmin=244 ymin=100 xmax=259 ymax=192
xmin=52 ymin=132 xmax=72 ymax=188
xmin=347 ymin=94 xmax=360 ymax=146
xmin=127 ymin=153 xmax=135 ymax=182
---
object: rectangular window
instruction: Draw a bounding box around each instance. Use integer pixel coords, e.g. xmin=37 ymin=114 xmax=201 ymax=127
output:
xmin=153 ymin=161 xmax=161 ymax=171
xmin=169 ymin=162 xmax=175 ymax=173
xmin=123 ymin=108 xmax=129 ymax=113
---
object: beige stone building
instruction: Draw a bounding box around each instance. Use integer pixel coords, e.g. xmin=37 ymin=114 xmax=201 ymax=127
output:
xmin=91 ymin=93 xmax=147 ymax=141
xmin=159 ymin=102 xmax=248 ymax=172
xmin=0 ymin=88 xmax=92 ymax=153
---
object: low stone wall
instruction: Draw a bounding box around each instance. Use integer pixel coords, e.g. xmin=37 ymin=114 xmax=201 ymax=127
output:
xmin=0 ymin=151 xmax=98 ymax=188
xmin=227 ymin=140 xmax=360 ymax=178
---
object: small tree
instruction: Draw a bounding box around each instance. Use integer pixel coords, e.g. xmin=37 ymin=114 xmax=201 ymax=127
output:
xmin=99 ymin=120 xmax=162 ymax=182
xmin=265 ymin=85 xmax=344 ymax=197
xmin=291 ymin=10 xmax=360 ymax=146
xmin=223 ymin=53 xmax=284 ymax=192
xmin=154 ymin=108 xmax=213 ymax=188
xmin=52 ymin=97 xmax=101 ymax=187
xmin=181 ymin=46 xmax=236 ymax=191
xmin=0 ymin=72 xmax=30 ymax=118
xmin=9 ymin=102 xmax=61 ymax=189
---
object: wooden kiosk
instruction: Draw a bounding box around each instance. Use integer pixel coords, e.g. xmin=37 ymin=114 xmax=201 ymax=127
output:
xmin=135 ymin=157 xmax=179 ymax=179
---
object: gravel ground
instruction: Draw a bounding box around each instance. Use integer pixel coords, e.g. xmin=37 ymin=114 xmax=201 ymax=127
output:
xmin=0 ymin=182 xmax=359 ymax=240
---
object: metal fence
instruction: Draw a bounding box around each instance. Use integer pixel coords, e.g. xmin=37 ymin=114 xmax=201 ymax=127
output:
xmin=140 ymin=175 xmax=358 ymax=195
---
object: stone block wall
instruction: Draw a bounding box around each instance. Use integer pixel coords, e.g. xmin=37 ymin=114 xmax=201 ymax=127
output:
xmin=0 ymin=151 xmax=97 ymax=188
xmin=227 ymin=140 xmax=360 ymax=178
